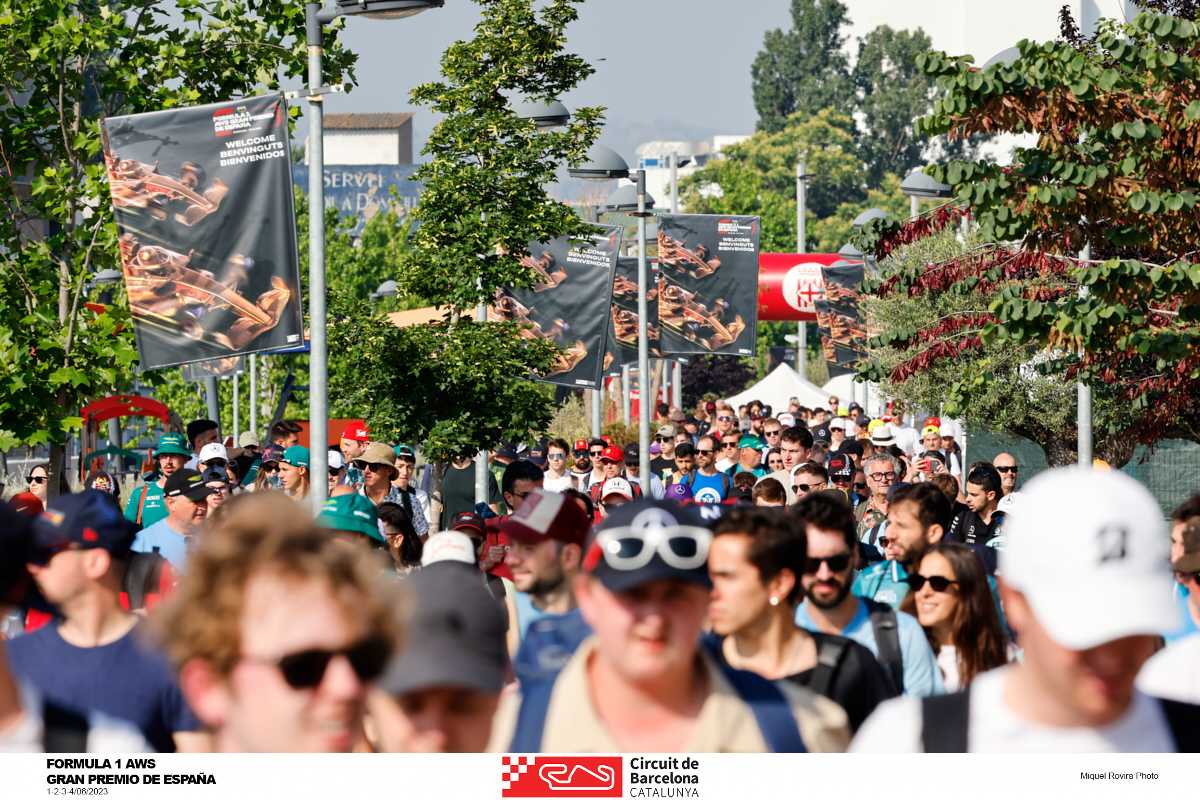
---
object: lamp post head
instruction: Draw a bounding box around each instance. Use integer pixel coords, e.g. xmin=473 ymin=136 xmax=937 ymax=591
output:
xmin=323 ymin=0 xmax=444 ymax=20
xmin=852 ymin=208 xmax=890 ymax=230
xmin=94 ymin=268 xmax=123 ymax=285
xmin=603 ymin=182 xmax=655 ymax=213
xmin=837 ymin=242 xmax=864 ymax=260
xmin=568 ymin=144 xmax=630 ymax=181
xmin=512 ymin=98 xmax=571 ymax=131
xmin=900 ymin=169 xmax=954 ymax=199
xmin=370 ymin=279 xmax=399 ymax=300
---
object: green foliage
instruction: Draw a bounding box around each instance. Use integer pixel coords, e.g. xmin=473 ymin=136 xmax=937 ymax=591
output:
xmin=0 ymin=1 xmax=350 ymax=484
xmin=810 ymin=173 xmax=914 ymax=253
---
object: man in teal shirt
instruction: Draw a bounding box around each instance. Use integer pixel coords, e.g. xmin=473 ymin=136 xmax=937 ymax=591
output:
xmin=124 ymin=433 xmax=191 ymax=528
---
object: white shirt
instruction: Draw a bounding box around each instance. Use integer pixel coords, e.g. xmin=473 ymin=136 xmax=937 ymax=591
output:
xmin=1137 ymin=633 xmax=1200 ymax=704
xmin=891 ymin=424 xmax=921 ymax=455
xmin=850 ymin=665 xmax=1177 ymax=753
xmin=541 ymin=473 xmax=572 ymax=493
xmin=0 ymin=681 xmax=152 ymax=753
xmin=715 ymin=458 xmax=735 ymax=473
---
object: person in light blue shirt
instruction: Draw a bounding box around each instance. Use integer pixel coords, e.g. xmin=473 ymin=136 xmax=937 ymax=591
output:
xmin=791 ymin=489 xmax=944 ymax=698
xmin=129 ymin=469 xmax=214 ymax=572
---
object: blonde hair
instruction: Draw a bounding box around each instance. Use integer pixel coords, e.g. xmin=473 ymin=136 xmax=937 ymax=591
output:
xmin=154 ymin=492 xmax=399 ymax=678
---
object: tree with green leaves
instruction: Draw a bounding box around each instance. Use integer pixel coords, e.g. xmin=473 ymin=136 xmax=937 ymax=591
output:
xmin=327 ymin=0 xmax=602 ymax=468
xmin=0 ymin=0 xmax=354 ymax=497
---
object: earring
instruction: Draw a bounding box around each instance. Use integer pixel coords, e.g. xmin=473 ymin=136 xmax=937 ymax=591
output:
xmin=769 ymin=597 xmax=779 ymax=606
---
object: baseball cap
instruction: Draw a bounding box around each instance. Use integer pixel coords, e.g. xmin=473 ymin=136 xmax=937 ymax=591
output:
xmin=450 ymin=511 xmax=487 ymax=537
xmin=705 ymin=401 xmax=716 ymax=414
xmin=837 ymin=408 xmax=850 ymax=417
xmin=880 ymin=414 xmax=894 ymax=423
xmin=838 ymin=440 xmax=864 ymax=460
xmin=573 ymin=439 xmax=589 ymax=454
xmin=281 ymin=445 xmax=310 ymax=469
xmin=9 ymin=492 xmax=43 ymax=517
xmin=199 ymin=465 xmax=230 ymax=484
xmin=665 ymin=483 xmax=694 ymax=502
xmin=378 ymin=563 xmax=507 ymax=697
xmin=600 ymin=435 xmax=614 ymax=447
xmin=316 ymin=494 xmax=383 ymax=543
xmin=155 ymin=432 xmax=191 ymax=458
xmin=650 ymin=442 xmax=662 ymax=455
xmin=239 ymin=430 xmax=261 ymax=448
xmin=261 ymin=443 xmax=285 ymax=464
xmin=356 ymin=442 xmax=397 ymax=474
xmin=684 ymin=414 xmax=698 ymax=426
xmin=828 ymin=453 xmax=853 ymax=478
xmin=867 ymin=419 xmax=885 ymax=432
xmin=812 ymin=425 xmax=831 ymax=444
xmin=341 ymin=422 xmax=370 ymax=442
xmin=1001 ymin=468 xmax=1178 ymax=650
xmin=328 ymin=450 xmax=346 ymax=470
xmin=599 ymin=445 xmax=624 ymax=463
xmin=421 ymin=531 xmax=478 ymax=566
xmin=527 ymin=447 xmax=548 ymax=468
xmin=582 ymin=500 xmax=713 ymax=593
xmin=396 ymin=445 xmax=416 ymax=462
xmin=657 ymin=424 xmax=677 ymax=438
xmin=925 ymin=416 xmax=942 ymax=428
xmin=738 ymin=435 xmax=761 ymax=450
xmin=199 ymin=442 xmax=229 ymax=463
xmin=829 ymin=418 xmax=847 ymax=431
xmin=871 ymin=427 xmax=897 ymax=447
xmin=600 ymin=477 xmax=634 ymax=501
xmin=496 ymin=440 xmax=518 ymax=460
xmin=623 ymin=442 xmax=639 ymax=463
xmin=501 ymin=489 xmax=589 ymax=547
xmin=922 ymin=425 xmax=941 ymax=437
xmin=31 ymin=490 xmax=137 ymax=557
xmin=777 ymin=413 xmax=796 ymax=427
xmin=1174 ymin=519 xmax=1200 ymax=573
xmin=163 ymin=469 xmax=216 ymax=501
xmin=84 ymin=470 xmax=119 ymax=497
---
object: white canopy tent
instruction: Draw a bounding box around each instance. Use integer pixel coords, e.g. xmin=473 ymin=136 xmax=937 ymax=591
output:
xmin=725 ymin=362 xmax=829 ymax=413
xmin=822 ymin=372 xmax=885 ymax=418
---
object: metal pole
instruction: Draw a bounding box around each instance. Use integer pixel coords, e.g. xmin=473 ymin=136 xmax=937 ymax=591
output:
xmin=204 ymin=377 xmax=220 ymax=427
xmin=306 ymin=2 xmax=329 ymax=514
xmin=635 ymin=170 xmax=651 ymax=485
xmin=232 ymin=373 xmax=240 ymax=444
xmin=108 ymin=418 xmax=122 ymax=474
xmin=796 ymin=157 xmax=807 ymax=381
xmin=250 ymin=354 xmax=258 ymax=439
xmin=591 ymin=205 xmax=604 ymax=439
xmin=670 ymin=152 xmax=679 ymax=214
xmin=475 ymin=283 xmax=488 ymax=506
xmin=1078 ymin=242 xmax=1093 ymax=469
xmin=623 ymin=363 xmax=631 ymax=427
xmin=673 ymin=361 xmax=682 ymax=413
xmin=910 ymin=194 xmax=919 ymax=219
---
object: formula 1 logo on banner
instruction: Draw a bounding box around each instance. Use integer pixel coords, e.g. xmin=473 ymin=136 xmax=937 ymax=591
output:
xmin=716 ymin=218 xmax=757 ymax=235
xmin=501 ymin=756 xmax=622 ymax=797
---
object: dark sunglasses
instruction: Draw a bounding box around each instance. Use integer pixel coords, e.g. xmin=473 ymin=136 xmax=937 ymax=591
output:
xmin=29 ymin=542 xmax=77 ymax=567
xmin=254 ymin=636 xmax=390 ymax=690
xmin=722 ymin=442 xmax=739 ymax=448
xmin=589 ymin=449 xmax=604 ymax=456
xmin=696 ymin=448 xmax=715 ymax=454
xmin=764 ymin=430 xmax=781 ymax=436
xmin=804 ymin=552 xmax=853 ymax=574
xmin=906 ymin=574 xmax=958 ymax=592
xmin=794 ymin=483 xmax=824 ymax=493
xmin=574 ymin=451 xmax=589 ymax=457
xmin=359 ymin=461 xmax=391 ymax=473
xmin=831 ymin=474 xmax=852 ymax=484
xmin=969 ymin=466 xmax=996 ymax=480
xmin=328 ymin=467 xmax=344 ymax=477
xmin=995 ymin=465 xmax=1018 ymax=474
xmin=853 ymin=481 xmax=867 ymax=490
xmin=261 ymin=463 xmax=280 ymax=473
xmin=28 ymin=476 xmax=47 ymax=484
xmin=654 ymin=436 xmax=668 ymax=443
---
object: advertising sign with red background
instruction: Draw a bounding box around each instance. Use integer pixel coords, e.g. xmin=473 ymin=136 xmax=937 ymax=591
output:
xmin=757 ymin=253 xmax=845 ymax=321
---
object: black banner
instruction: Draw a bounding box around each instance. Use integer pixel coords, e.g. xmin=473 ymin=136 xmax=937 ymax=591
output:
xmin=603 ymin=256 xmax=662 ymax=377
xmin=101 ymin=95 xmax=304 ymax=370
xmin=490 ymin=226 xmax=621 ymax=389
xmin=815 ymin=260 xmax=867 ymax=368
xmin=657 ymin=214 xmax=760 ymax=357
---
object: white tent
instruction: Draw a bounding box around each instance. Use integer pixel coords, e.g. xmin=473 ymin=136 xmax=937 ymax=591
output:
xmin=823 ymin=372 xmax=885 ymax=417
xmin=725 ymin=362 xmax=829 ymax=413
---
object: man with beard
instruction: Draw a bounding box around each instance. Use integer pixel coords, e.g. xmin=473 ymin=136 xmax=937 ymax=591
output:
xmin=791 ymin=491 xmax=943 ymax=698
xmin=853 ymin=483 xmax=950 ymax=608
xmin=501 ymin=489 xmax=589 ymax=639
xmin=567 ymin=439 xmax=595 ymax=491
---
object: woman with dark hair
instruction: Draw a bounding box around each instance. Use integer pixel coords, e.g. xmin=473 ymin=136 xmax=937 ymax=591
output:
xmin=706 ymin=508 xmax=895 ymax=732
xmin=766 ymin=447 xmax=784 ymax=473
xmin=377 ymin=502 xmax=423 ymax=574
xmin=27 ymin=463 xmax=71 ymax=504
xmin=903 ymin=542 xmax=1013 ymax=692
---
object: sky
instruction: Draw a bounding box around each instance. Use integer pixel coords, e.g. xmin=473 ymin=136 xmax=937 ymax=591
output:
xmin=287 ymin=0 xmax=796 ymax=170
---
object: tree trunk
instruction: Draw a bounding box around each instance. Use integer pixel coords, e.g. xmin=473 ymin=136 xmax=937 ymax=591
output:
xmin=1096 ymin=433 xmax=1135 ymax=471
xmin=611 ymin=375 xmax=624 ymax=426
xmin=47 ymin=440 xmax=66 ymax=501
xmin=1039 ymin=436 xmax=1079 ymax=469
xmin=582 ymin=387 xmax=593 ymax=427
xmin=428 ymin=459 xmax=444 ymax=533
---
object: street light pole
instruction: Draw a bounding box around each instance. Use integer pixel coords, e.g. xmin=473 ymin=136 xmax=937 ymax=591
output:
xmin=306 ymin=2 xmax=329 ymax=514
xmin=796 ymin=157 xmax=807 ymax=381
xmin=635 ymin=170 xmax=651 ymax=484
xmin=669 ymin=153 xmax=682 ymax=412
xmin=590 ymin=206 xmax=603 ymax=438
xmin=1078 ymin=242 xmax=1093 ymax=470
xmin=250 ymin=354 xmax=258 ymax=438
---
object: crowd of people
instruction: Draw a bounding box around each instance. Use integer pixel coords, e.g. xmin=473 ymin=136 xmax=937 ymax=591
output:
xmin=0 ymin=394 xmax=1197 ymax=754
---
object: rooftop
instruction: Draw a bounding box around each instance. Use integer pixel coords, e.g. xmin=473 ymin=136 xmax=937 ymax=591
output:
xmin=323 ymin=113 xmax=414 ymax=131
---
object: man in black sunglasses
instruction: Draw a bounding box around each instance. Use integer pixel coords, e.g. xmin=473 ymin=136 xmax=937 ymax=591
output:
xmin=160 ymin=492 xmax=398 ymax=752
xmin=994 ymin=453 xmax=1020 ymax=496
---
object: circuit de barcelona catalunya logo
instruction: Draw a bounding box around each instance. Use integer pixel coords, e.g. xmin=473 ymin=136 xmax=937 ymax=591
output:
xmin=501 ymin=756 xmax=622 ymax=797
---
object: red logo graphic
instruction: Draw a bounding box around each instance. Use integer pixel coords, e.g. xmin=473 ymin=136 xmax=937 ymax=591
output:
xmin=502 ymin=756 xmax=622 ymax=797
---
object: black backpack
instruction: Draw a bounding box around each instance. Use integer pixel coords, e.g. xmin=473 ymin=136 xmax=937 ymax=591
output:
xmin=123 ymin=548 xmax=168 ymax=611
xmin=42 ymin=701 xmax=88 ymax=752
xmin=863 ymin=598 xmax=905 ymax=696
xmin=922 ymin=689 xmax=1200 ymax=752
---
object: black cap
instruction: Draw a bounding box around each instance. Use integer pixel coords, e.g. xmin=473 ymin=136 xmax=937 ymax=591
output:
xmin=838 ymin=440 xmax=864 ymax=459
xmin=200 ymin=465 xmax=230 ymax=484
xmin=527 ymin=447 xmax=547 ymax=468
xmin=378 ymin=563 xmax=507 ymax=696
xmin=32 ymin=490 xmax=137 ymax=557
xmin=450 ymin=511 xmax=486 ymax=537
xmin=582 ymin=499 xmax=713 ymax=594
xmin=828 ymin=453 xmax=853 ymax=477
xmin=812 ymin=425 xmax=831 ymax=443
xmin=623 ymin=442 xmax=640 ymax=462
xmin=163 ymin=469 xmax=216 ymax=501
xmin=496 ymin=439 xmax=518 ymax=460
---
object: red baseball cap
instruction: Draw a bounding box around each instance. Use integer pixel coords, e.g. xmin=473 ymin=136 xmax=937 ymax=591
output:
xmin=573 ymin=439 xmax=589 ymax=453
xmin=600 ymin=435 xmax=614 ymax=447
xmin=9 ymin=492 xmax=42 ymax=517
xmin=500 ymin=489 xmax=589 ymax=547
xmin=598 ymin=445 xmax=624 ymax=463
xmin=450 ymin=511 xmax=486 ymax=536
xmin=341 ymin=422 xmax=370 ymax=442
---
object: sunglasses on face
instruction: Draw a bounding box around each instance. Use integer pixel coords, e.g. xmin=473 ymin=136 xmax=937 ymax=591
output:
xmin=804 ymin=552 xmax=853 ymax=574
xmin=722 ymin=442 xmax=739 ymax=449
xmin=853 ymin=481 xmax=867 ymax=490
xmin=358 ymin=462 xmax=391 ymax=473
xmin=995 ymin=465 xmax=1018 ymax=474
xmin=794 ymin=482 xmax=824 ymax=493
xmin=328 ymin=468 xmax=344 ymax=477
xmin=29 ymin=476 xmax=47 ymax=484
xmin=696 ymin=448 xmax=714 ymax=455
xmin=590 ymin=449 xmax=604 ymax=457
xmin=654 ymin=436 xmax=668 ymax=443
xmin=261 ymin=463 xmax=280 ymax=473
xmin=249 ymin=636 xmax=390 ymax=690
xmin=906 ymin=574 xmax=958 ymax=592
xmin=764 ymin=430 xmax=781 ymax=437
xmin=717 ymin=415 xmax=734 ymax=421
xmin=547 ymin=453 xmax=566 ymax=460
xmin=831 ymin=474 xmax=852 ymax=484
xmin=575 ymin=451 xmax=589 ymax=458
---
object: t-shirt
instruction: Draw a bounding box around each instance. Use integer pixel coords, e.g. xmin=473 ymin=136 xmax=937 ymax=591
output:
xmin=688 ymin=471 xmax=728 ymax=503
xmin=850 ymin=666 xmax=1177 ymax=753
xmin=130 ymin=517 xmax=192 ymax=573
xmin=123 ymin=482 xmax=166 ymax=528
xmin=948 ymin=508 xmax=1006 ymax=546
xmin=440 ymin=463 xmax=501 ymax=529
xmin=0 ymin=681 xmax=151 ymax=753
xmin=513 ymin=591 xmax=569 ymax=639
xmin=541 ymin=473 xmax=571 ymax=493
xmin=729 ymin=463 xmax=768 ymax=479
xmin=1137 ymin=633 xmax=1200 ymax=704
xmin=715 ymin=457 xmax=735 ymax=473
xmin=650 ymin=455 xmax=675 ymax=482
xmin=5 ymin=623 xmax=202 ymax=752
xmin=795 ymin=598 xmax=945 ymax=698
xmin=567 ymin=469 xmax=594 ymax=492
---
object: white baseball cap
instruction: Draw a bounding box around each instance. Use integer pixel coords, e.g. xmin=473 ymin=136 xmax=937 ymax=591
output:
xmin=601 ymin=477 xmax=634 ymax=501
xmin=421 ymin=531 xmax=478 ymax=567
xmin=829 ymin=418 xmax=847 ymax=431
xmin=1000 ymin=468 xmax=1178 ymax=650
xmin=198 ymin=443 xmax=229 ymax=463
xmin=328 ymin=450 xmax=345 ymax=470
xmin=777 ymin=413 xmax=796 ymax=428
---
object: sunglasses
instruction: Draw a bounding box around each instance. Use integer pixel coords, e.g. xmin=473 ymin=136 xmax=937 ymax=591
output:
xmin=29 ymin=475 xmax=48 ymax=485
xmin=722 ymin=442 xmax=739 ymax=449
xmin=804 ymin=552 xmax=853 ymax=574
xmin=574 ymin=451 xmax=589 ymax=457
xmin=906 ymin=574 xmax=958 ymax=592
xmin=831 ymin=474 xmax=852 ymax=484
xmin=547 ymin=453 xmax=566 ymax=460
xmin=995 ymin=465 xmax=1018 ymax=474
xmin=328 ymin=467 xmax=344 ymax=477
xmin=794 ymin=483 xmax=824 ymax=493
xmin=853 ymin=481 xmax=867 ymax=490
xmin=654 ymin=436 xmax=668 ymax=443
xmin=590 ymin=449 xmax=604 ymax=457
xmin=696 ymin=448 xmax=714 ymax=454
xmin=29 ymin=542 xmax=77 ymax=567
xmin=247 ymin=636 xmax=391 ymax=690
xmin=591 ymin=525 xmax=712 ymax=571
xmin=717 ymin=415 xmax=734 ymax=421
xmin=357 ymin=461 xmax=392 ymax=473
xmin=764 ymin=430 xmax=781 ymax=436
xmin=261 ymin=463 xmax=280 ymax=473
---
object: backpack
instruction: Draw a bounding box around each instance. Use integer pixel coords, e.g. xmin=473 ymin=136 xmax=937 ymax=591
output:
xmin=42 ymin=700 xmax=89 ymax=752
xmin=120 ymin=547 xmax=175 ymax=612
xmin=921 ymin=689 xmax=1200 ymax=753
xmin=863 ymin=598 xmax=905 ymax=696
xmin=807 ymin=637 xmax=852 ymax=699
xmin=683 ymin=469 xmax=733 ymax=498
xmin=589 ymin=477 xmax=642 ymax=505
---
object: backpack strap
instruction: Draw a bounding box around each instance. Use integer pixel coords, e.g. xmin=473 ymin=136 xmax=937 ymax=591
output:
xmin=509 ymin=678 xmax=556 ymax=753
xmin=920 ymin=688 xmax=971 ymax=752
xmin=720 ymin=471 xmax=732 ymax=496
xmin=123 ymin=552 xmax=158 ymax=611
xmin=864 ymin=598 xmax=905 ymax=696
xmin=135 ymin=484 xmax=150 ymax=527
xmin=684 ymin=471 xmax=696 ymax=487
xmin=43 ymin=700 xmax=89 ymax=753
xmin=715 ymin=661 xmax=807 ymax=753
xmin=807 ymin=637 xmax=850 ymax=699
xmin=1159 ymin=698 xmax=1200 ymax=753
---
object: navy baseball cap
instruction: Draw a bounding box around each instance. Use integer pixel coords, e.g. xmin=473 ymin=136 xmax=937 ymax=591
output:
xmin=31 ymin=490 xmax=137 ymax=558
xmin=527 ymin=447 xmax=548 ymax=468
xmin=582 ymin=499 xmax=713 ymax=593
xmin=623 ymin=442 xmax=640 ymax=462
xmin=497 ymin=440 xmax=518 ymax=460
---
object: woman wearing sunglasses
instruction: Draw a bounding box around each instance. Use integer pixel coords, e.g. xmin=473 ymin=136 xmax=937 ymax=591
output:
xmin=27 ymin=463 xmax=71 ymax=504
xmin=766 ymin=448 xmax=784 ymax=474
xmin=252 ymin=444 xmax=286 ymax=492
xmin=707 ymin=509 xmax=895 ymax=732
xmin=902 ymin=542 xmax=1012 ymax=692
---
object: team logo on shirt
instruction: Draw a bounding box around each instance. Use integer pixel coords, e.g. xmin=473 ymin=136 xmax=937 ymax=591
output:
xmin=502 ymin=756 xmax=622 ymax=797
xmin=693 ymin=487 xmax=723 ymax=504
